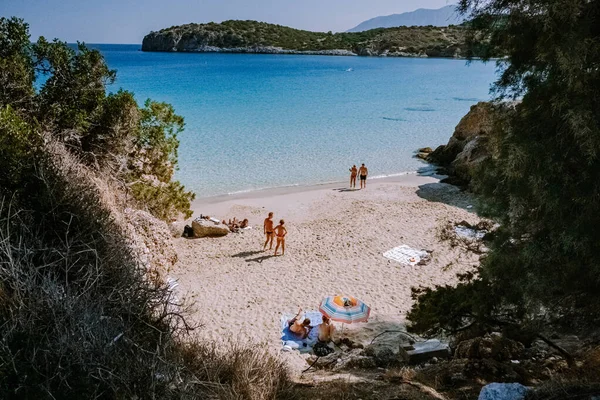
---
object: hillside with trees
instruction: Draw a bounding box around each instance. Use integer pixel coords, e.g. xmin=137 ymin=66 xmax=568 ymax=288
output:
xmin=142 ymin=20 xmax=477 ymax=58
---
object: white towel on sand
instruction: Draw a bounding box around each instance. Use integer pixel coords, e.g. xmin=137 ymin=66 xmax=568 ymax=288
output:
xmin=383 ymin=245 xmax=429 ymax=266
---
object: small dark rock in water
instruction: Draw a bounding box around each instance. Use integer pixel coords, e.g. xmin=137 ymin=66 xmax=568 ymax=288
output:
xmin=418 ymin=147 xmax=433 ymax=153
xmin=416 ymin=152 xmax=430 ymax=160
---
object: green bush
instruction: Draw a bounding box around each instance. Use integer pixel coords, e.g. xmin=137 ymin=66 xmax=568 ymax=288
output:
xmin=0 ymin=17 xmax=194 ymax=221
xmin=408 ymin=0 xmax=600 ymax=337
xmin=0 ymin=17 xmax=289 ymax=399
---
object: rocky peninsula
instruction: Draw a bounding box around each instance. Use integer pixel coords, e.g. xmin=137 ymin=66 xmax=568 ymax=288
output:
xmin=142 ymin=20 xmax=474 ymax=58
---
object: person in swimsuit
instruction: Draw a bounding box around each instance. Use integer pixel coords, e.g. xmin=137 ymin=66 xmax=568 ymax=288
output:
xmin=317 ymin=315 xmax=335 ymax=343
xmin=349 ymin=165 xmax=358 ymax=188
xmin=263 ymin=212 xmax=275 ymax=251
xmin=312 ymin=315 xmax=335 ymax=356
xmin=358 ymin=163 xmax=368 ymax=189
xmin=288 ymin=309 xmax=311 ymax=338
xmin=274 ymin=219 xmax=287 ymax=256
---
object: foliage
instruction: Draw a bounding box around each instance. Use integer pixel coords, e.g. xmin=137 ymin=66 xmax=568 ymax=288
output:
xmin=0 ymin=106 xmax=39 ymax=193
xmin=0 ymin=17 xmax=35 ymax=112
xmin=408 ymin=0 xmax=600 ymax=336
xmin=0 ymin=18 xmax=287 ymax=399
xmin=0 ymin=143 xmax=288 ymax=398
xmin=145 ymin=20 xmax=479 ymax=57
xmin=35 ymin=39 xmax=116 ymax=131
xmin=0 ymin=18 xmax=194 ymax=220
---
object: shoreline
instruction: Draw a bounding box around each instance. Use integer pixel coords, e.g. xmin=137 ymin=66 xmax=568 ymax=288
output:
xmin=172 ymin=171 xmax=480 ymax=375
xmin=190 ymin=166 xmax=439 ymax=208
xmin=141 ymin=47 xmax=468 ymax=60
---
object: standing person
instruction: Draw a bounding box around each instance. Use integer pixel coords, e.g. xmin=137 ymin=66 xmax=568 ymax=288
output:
xmin=358 ymin=163 xmax=368 ymax=189
xmin=349 ymin=165 xmax=358 ymax=188
xmin=274 ymin=219 xmax=287 ymax=256
xmin=263 ymin=212 xmax=275 ymax=251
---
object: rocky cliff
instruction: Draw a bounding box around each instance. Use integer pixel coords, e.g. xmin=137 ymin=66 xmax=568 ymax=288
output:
xmin=426 ymin=102 xmax=504 ymax=185
xmin=142 ymin=20 xmax=474 ymax=58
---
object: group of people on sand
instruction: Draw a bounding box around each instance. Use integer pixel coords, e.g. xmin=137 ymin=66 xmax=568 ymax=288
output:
xmin=222 ymin=217 xmax=249 ymax=232
xmin=288 ymin=308 xmax=335 ymax=354
xmin=349 ymin=163 xmax=368 ymax=189
xmin=263 ymin=212 xmax=287 ymax=256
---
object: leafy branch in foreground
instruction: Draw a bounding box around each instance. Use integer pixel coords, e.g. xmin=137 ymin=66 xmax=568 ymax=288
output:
xmin=0 ymin=16 xmax=194 ymax=220
xmin=407 ymin=0 xmax=600 ymax=337
xmin=1 ymin=17 xmax=288 ymax=398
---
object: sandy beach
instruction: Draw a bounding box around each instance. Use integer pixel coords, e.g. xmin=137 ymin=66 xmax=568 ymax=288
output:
xmin=171 ymin=173 xmax=482 ymax=372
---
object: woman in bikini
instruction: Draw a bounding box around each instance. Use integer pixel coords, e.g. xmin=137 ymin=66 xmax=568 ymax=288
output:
xmin=349 ymin=165 xmax=358 ymax=188
xmin=274 ymin=219 xmax=287 ymax=256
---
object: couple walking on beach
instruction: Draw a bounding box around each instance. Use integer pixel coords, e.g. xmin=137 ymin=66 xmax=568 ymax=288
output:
xmin=263 ymin=212 xmax=287 ymax=256
xmin=349 ymin=163 xmax=368 ymax=189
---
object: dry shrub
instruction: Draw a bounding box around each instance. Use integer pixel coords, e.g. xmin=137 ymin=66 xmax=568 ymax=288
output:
xmin=0 ymin=141 xmax=291 ymax=399
xmin=178 ymin=341 xmax=293 ymax=399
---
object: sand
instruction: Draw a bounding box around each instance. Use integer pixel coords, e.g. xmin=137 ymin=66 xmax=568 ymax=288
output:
xmin=171 ymin=173 xmax=482 ymax=373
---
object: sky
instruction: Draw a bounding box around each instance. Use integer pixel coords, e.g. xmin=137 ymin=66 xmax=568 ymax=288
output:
xmin=1 ymin=0 xmax=454 ymax=44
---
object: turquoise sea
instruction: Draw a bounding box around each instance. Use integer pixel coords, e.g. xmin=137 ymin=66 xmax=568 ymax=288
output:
xmin=92 ymin=44 xmax=496 ymax=197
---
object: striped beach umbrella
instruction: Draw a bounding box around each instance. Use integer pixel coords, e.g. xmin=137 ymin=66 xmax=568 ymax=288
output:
xmin=319 ymin=295 xmax=371 ymax=324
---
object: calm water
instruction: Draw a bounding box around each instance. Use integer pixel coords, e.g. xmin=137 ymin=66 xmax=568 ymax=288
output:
xmin=91 ymin=44 xmax=496 ymax=197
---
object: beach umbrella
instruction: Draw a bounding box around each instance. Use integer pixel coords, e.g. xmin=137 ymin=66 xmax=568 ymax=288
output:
xmin=319 ymin=295 xmax=370 ymax=324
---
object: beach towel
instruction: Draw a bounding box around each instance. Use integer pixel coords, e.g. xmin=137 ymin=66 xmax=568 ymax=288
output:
xmin=280 ymin=311 xmax=322 ymax=353
xmin=383 ymin=245 xmax=430 ymax=266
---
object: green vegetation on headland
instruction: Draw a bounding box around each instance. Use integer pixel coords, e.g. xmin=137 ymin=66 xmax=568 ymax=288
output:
xmin=142 ymin=19 xmax=480 ymax=58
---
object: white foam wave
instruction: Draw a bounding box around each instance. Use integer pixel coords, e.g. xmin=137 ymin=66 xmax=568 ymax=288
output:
xmin=226 ymin=182 xmax=301 ymax=196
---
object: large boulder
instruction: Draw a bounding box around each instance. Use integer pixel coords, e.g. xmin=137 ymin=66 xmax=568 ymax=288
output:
xmin=428 ymin=102 xmax=505 ymax=185
xmin=191 ymin=220 xmax=229 ymax=238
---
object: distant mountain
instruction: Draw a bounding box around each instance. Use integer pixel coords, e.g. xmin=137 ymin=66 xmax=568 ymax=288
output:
xmin=347 ymin=5 xmax=465 ymax=32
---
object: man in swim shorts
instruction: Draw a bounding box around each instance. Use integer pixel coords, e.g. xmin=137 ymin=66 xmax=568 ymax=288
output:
xmin=263 ymin=212 xmax=275 ymax=251
xmin=349 ymin=165 xmax=358 ymax=188
xmin=358 ymin=163 xmax=368 ymax=189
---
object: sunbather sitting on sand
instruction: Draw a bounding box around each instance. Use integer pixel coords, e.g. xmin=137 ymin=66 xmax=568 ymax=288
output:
xmin=317 ymin=315 xmax=335 ymax=343
xmin=288 ymin=309 xmax=311 ymax=339
xmin=313 ymin=315 xmax=335 ymax=356
xmin=223 ymin=217 xmax=249 ymax=232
